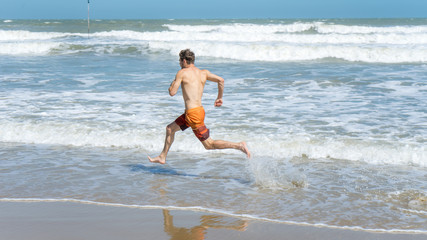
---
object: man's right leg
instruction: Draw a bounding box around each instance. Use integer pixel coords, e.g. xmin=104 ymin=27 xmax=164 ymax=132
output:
xmin=148 ymin=122 xmax=181 ymax=164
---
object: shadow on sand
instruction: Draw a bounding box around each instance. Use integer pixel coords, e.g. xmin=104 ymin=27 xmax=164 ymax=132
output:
xmin=126 ymin=164 xmax=251 ymax=185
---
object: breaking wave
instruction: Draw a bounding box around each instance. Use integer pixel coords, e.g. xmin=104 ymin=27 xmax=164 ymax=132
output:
xmin=1 ymin=21 xmax=427 ymax=63
xmin=0 ymin=120 xmax=425 ymax=167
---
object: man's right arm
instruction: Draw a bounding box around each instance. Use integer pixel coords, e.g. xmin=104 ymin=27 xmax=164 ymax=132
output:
xmin=169 ymin=70 xmax=183 ymax=96
xmin=205 ymin=70 xmax=224 ymax=107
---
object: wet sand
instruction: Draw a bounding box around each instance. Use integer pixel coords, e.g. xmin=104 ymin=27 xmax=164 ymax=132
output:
xmin=1 ymin=201 xmax=425 ymax=240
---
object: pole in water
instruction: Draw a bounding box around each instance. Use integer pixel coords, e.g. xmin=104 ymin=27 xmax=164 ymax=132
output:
xmin=87 ymin=0 xmax=90 ymax=37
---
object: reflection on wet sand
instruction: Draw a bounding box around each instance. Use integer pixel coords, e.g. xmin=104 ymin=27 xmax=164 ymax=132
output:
xmin=162 ymin=209 xmax=248 ymax=240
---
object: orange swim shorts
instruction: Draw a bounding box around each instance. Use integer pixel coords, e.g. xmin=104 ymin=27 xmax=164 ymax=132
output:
xmin=174 ymin=106 xmax=210 ymax=141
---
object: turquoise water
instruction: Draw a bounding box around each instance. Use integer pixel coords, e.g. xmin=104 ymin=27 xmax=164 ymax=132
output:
xmin=0 ymin=19 xmax=426 ymax=232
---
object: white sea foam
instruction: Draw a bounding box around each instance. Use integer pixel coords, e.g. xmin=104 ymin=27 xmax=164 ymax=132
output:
xmin=164 ymin=22 xmax=427 ymax=35
xmin=94 ymin=30 xmax=427 ymax=45
xmin=0 ymin=121 xmax=149 ymax=149
xmin=163 ymin=22 xmax=316 ymax=33
xmin=0 ymin=42 xmax=61 ymax=55
xmin=1 ymin=22 xmax=426 ymax=63
xmin=0 ymin=30 xmax=70 ymax=41
xmin=316 ymin=24 xmax=427 ymax=34
xmin=0 ymin=120 xmax=424 ymax=167
xmin=5 ymin=28 xmax=426 ymax=45
xmin=248 ymin=157 xmax=308 ymax=189
xmin=1 ymin=38 xmax=425 ymax=62
xmin=148 ymin=41 xmax=427 ymax=63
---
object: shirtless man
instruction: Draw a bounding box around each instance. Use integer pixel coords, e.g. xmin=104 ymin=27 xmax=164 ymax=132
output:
xmin=148 ymin=49 xmax=251 ymax=164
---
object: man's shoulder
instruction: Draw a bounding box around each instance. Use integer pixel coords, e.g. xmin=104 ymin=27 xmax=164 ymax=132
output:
xmin=178 ymin=66 xmax=207 ymax=75
xmin=176 ymin=68 xmax=188 ymax=78
xmin=200 ymin=69 xmax=211 ymax=78
xmin=178 ymin=66 xmax=197 ymax=73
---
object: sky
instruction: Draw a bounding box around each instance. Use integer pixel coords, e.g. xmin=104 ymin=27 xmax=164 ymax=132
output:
xmin=1 ymin=0 xmax=426 ymax=19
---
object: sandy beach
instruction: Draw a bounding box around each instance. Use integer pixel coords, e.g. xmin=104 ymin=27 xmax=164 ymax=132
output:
xmin=1 ymin=201 xmax=425 ymax=240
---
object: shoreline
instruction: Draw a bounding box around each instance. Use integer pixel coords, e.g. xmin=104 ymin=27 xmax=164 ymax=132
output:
xmin=1 ymin=200 xmax=426 ymax=240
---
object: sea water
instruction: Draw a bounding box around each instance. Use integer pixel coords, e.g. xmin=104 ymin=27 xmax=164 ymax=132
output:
xmin=0 ymin=19 xmax=426 ymax=233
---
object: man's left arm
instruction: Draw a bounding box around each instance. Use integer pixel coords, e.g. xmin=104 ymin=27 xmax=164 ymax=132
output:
xmin=205 ymin=70 xmax=224 ymax=107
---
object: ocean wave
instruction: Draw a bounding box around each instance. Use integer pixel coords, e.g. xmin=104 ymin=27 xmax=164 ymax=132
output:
xmin=0 ymin=121 xmax=424 ymax=167
xmin=164 ymin=22 xmax=427 ymax=35
xmin=163 ymin=22 xmax=316 ymax=33
xmin=0 ymin=30 xmax=71 ymax=41
xmin=1 ymin=22 xmax=426 ymax=63
xmin=95 ymin=30 xmax=427 ymax=45
xmin=3 ymin=28 xmax=421 ymax=46
xmin=3 ymin=29 xmax=427 ymax=45
xmin=316 ymin=23 xmax=427 ymax=34
xmin=148 ymin=41 xmax=427 ymax=63
xmin=0 ymin=42 xmax=62 ymax=55
xmin=1 ymin=38 xmax=425 ymax=63
xmin=0 ymin=41 xmax=148 ymax=56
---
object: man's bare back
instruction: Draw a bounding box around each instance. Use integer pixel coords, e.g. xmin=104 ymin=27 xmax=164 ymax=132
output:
xmin=169 ymin=63 xmax=223 ymax=110
xmin=147 ymin=49 xmax=250 ymax=164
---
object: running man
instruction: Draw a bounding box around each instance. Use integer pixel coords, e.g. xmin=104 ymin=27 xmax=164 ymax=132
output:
xmin=148 ymin=49 xmax=251 ymax=164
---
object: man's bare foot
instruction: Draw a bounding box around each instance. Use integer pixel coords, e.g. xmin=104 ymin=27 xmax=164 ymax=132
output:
xmin=148 ymin=155 xmax=166 ymax=164
xmin=240 ymin=142 xmax=251 ymax=158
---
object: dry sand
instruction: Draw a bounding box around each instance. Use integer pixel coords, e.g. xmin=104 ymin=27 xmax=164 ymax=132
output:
xmin=1 ymin=201 xmax=425 ymax=240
